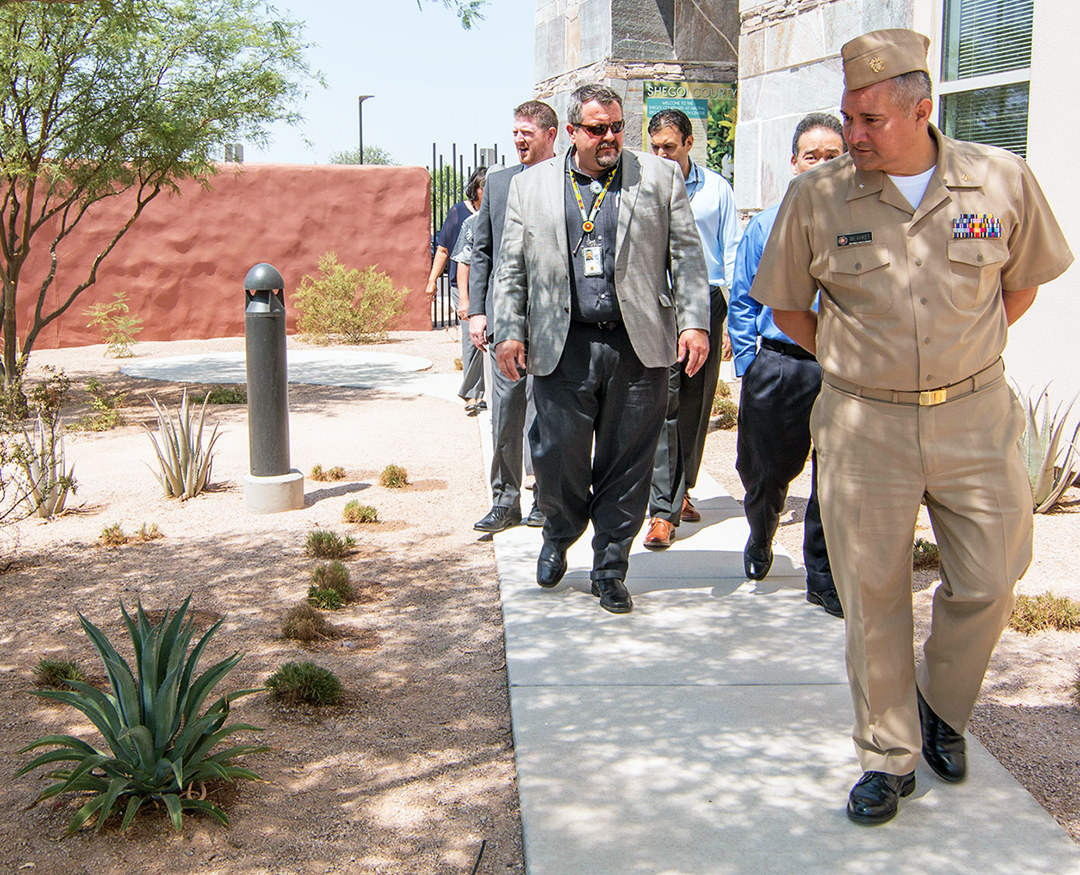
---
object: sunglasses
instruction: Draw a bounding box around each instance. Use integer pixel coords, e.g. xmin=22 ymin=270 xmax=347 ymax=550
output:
xmin=574 ymin=120 xmax=625 ymax=137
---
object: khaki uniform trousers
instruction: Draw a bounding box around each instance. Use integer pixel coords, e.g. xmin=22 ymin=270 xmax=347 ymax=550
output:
xmin=810 ymin=373 xmax=1032 ymax=775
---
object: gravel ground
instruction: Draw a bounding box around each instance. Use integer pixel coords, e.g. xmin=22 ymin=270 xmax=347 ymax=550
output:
xmin=0 ymin=331 xmax=1077 ymax=875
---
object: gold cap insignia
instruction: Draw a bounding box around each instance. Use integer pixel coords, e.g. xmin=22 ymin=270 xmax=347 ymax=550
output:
xmin=869 ymin=57 xmax=885 ymax=73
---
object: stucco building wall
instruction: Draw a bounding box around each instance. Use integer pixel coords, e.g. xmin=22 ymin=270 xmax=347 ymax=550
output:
xmin=18 ymin=163 xmax=433 ymax=350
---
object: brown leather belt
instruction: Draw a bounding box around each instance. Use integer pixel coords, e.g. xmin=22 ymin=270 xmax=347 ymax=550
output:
xmin=823 ymin=358 xmax=1004 ymax=407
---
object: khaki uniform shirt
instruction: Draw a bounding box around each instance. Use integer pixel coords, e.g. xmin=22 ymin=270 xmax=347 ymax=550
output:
xmin=753 ymin=125 xmax=1074 ymax=391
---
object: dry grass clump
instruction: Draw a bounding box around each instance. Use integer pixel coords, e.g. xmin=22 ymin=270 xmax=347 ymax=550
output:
xmin=99 ymin=523 xmax=128 ymax=546
xmin=266 ymin=661 xmax=343 ymax=706
xmin=305 ymin=529 xmax=355 ymax=559
xmin=35 ymin=657 xmax=86 ymax=689
xmin=343 ymin=500 xmax=378 ymax=524
xmin=310 ymin=464 xmax=347 ymax=482
xmin=711 ymin=397 xmax=738 ymax=430
xmin=1010 ymin=592 xmax=1080 ymax=635
xmin=913 ymin=537 xmax=940 ymax=569
xmin=379 ymin=464 xmax=408 ymax=488
xmin=281 ymin=603 xmax=338 ymax=641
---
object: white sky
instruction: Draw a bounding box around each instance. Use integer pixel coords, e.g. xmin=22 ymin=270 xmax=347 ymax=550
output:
xmin=242 ymin=1 xmax=537 ymax=169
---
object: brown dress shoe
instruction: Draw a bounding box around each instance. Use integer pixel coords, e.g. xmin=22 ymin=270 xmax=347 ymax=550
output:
xmin=680 ymin=494 xmax=701 ymax=523
xmin=644 ymin=517 xmax=676 ymax=549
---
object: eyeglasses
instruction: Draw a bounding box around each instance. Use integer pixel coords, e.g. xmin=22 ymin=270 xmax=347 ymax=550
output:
xmin=574 ymin=120 xmax=625 ymax=138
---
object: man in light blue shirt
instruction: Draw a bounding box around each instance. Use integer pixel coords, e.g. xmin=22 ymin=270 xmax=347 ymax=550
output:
xmin=644 ymin=109 xmax=741 ymax=548
xmin=728 ymin=112 xmax=845 ymax=616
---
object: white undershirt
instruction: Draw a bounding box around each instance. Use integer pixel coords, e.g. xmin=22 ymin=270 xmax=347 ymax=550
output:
xmin=887 ymin=166 xmax=936 ymax=209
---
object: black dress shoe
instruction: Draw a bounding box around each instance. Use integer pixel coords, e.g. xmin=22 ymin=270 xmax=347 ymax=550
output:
xmin=743 ymin=538 xmax=773 ymax=580
xmin=536 ymin=543 xmax=567 ymax=588
xmin=525 ymin=501 xmax=546 ymax=527
xmin=847 ymin=771 xmax=916 ymax=825
xmin=474 ymin=505 xmax=522 ymax=533
xmin=918 ymin=688 xmax=967 ymax=782
xmin=590 ymin=578 xmax=632 ymax=613
xmin=806 ymin=588 xmax=844 ymax=618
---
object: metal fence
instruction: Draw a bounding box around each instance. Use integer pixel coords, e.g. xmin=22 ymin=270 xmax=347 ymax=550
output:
xmin=428 ymin=142 xmax=506 ymax=329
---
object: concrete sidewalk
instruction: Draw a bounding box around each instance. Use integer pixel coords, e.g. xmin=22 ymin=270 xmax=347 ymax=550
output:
xmin=477 ymin=420 xmax=1080 ymax=874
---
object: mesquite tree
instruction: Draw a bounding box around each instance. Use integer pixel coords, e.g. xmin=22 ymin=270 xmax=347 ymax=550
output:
xmin=0 ymin=0 xmax=314 ymax=384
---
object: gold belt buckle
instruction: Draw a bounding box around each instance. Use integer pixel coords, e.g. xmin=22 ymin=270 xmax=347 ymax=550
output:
xmin=919 ymin=388 xmax=948 ymax=406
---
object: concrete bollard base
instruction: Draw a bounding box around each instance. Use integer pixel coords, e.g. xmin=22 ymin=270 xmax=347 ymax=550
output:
xmin=244 ymin=470 xmax=305 ymax=514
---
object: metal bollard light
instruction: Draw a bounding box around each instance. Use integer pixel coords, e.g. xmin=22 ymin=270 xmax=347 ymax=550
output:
xmin=243 ymin=263 xmax=304 ymax=513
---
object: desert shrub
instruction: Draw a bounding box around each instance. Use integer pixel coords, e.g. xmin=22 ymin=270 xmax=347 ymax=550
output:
xmin=715 ymin=380 xmax=732 ymax=399
xmin=292 ymin=252 xmax=406 ymax=344
xmin=266 ymin=661 xmax=343 ymax=706
xmin=10 ymin=367 xmax=76 ymax=518
xmin=16 ymin=597 xmax=266 ymax=833
xmin=311 ymin=561 xmax=354 ymax=601
xmin=379 ymin=464 xmax=408 ymax=488
xmin=310 ymin=464 xmax=346 ymax=482
xmin=205 ymin=385 xmax=247 ymax=405
xmin=307 ymin=587 xmax=343 ymax=610
xmin=136 ymin=522 xmax=163 ymax=541
xmin=73 ymin=378 xmax=126 ymax=431
xmin=83 ymin=291 xmax=143 ymax=358
xmin=35 ymin=657 xmax=86 ymax=689
xmin=281 ymin=603 xmax=337 ymax=641
xmin=711 ymin=397 xmax=738 ymax=430
xmin=99 ymin=523 xmax=128 ymax=546
xmin=913 ymin=537 xmax=940 ymax=570
xmin=454 ymin=357 xmax=463 ymax=371
xmin=305 ymin=529 xmax=355 ymax=560
xmin=343 ymin=500 xmax=377 ymax=524
xmin=1015 ymin=383 xmax=1080 ymax=513
xmin=1010 ymin=593 xmax=1080 ymax=635
xmin=144 ymin=389 xmax=221 ymax=499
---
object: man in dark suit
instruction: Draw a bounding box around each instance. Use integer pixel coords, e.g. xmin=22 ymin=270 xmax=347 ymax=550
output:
xmin=469 ymin=101 xmax=558 ymax=534
xmin=494 ymin=84 xmax=710 ymax=614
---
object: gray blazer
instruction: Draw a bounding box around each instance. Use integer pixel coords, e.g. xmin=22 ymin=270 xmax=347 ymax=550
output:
xmin=467 ymin=163 xmax=524 ymax=331
xmin=493 ymin=150 xmax=711 ymax=376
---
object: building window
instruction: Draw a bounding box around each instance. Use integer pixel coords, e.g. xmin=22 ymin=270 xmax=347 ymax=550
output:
xmin=939 ymin=0 xmax=1033 ymax=157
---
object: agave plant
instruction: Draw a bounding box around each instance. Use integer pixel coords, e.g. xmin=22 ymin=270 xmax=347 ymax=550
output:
xmin=15 ymin=411 xmax=76 ymax=518
xmin=143 ymin=390 xmax=221 ymax=499
xmin=17 ymin=597 xmax=266 ymax=834
xmin=1016 ymin=383 xmax=1080 ymax=513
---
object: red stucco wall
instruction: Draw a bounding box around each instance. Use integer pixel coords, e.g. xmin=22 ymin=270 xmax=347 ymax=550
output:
xmin=19 ymin=162 xmax=433 ymax=349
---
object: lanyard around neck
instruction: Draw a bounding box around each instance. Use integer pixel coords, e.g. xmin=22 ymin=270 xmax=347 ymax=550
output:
xmin=570 ymin=170 xmax=615 ymax=235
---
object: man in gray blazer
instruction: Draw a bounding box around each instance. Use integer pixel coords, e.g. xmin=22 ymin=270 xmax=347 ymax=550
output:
xmin=469 ymin=101 xmax=558 ymax=534
xmin=494 ymin=83 xmax=711 ymax=614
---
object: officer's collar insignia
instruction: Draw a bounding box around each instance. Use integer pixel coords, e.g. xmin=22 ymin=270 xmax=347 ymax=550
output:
xmin=837 ymin=231 xmax=874 ymax=246
xmin=952 ymin=214 xmax=1001 ymax=238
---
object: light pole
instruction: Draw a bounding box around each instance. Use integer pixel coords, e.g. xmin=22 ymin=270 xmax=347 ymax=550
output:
xmin=358 ymin=95 xmax=374 ymax=163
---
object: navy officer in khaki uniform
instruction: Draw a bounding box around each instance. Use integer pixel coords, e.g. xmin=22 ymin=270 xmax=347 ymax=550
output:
xmin=753 ymin=28 xmax=1073 ymax=825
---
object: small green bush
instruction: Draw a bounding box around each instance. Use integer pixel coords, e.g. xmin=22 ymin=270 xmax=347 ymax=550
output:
xmin=1010 ymin=592 xmax=1080 ymax=635
xmin=281 ymin=603 xmax=337 ymax=641
xmin=83 ymin=290 xmax=143 ymax=358
xmin=136 ymin=522 xmax=163 ymax=542
xmin=292 ymin=252 xmax=406 ymax=344
xmin=266 ymin=661 xmax=343 ymax=706
xmin=305 ymin=529 xmax=355 ymax=560
xmin=205 ymin=385 xmax=247 ymax=405
xmin=711 ymin=397 xmax=738 ymax=430
xmin=35 ymin=657 xmax=86 ymax=689
xmin=306 ymin=587 xmax=343 ymax=610
xmin=73 ymin=378 xmax=127 ymax=431
xmin=100 ymin=523 xmax=127 ymax=546
xmin=379 ymin=464 xmax=408 ymax=489
xmin=311 ymin=561 xmax=354 ymax=601
xmin=715 ymin=380 xmax=732 ymax=399
xmin=343 ymin=500 xmax=378 ymax=524
xmin=913 ymin=537 xmax=940 ymax=570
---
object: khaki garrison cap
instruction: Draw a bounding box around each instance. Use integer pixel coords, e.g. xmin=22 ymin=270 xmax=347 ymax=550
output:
xmin=841 ymin=28 xmax=930 ymax=90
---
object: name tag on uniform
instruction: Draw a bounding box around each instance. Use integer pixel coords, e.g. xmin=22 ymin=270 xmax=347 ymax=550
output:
xmin=837 ymin=231 xmax=873 ymax=246
xmin=583 ymin=245 xmax=603 ymax=276
xmin=953 ymin=214 xmax=1002 ymax=238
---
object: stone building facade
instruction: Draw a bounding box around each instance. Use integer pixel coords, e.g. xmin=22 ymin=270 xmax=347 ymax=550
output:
xmin=534 ymin=0 xmax=740 ymax=153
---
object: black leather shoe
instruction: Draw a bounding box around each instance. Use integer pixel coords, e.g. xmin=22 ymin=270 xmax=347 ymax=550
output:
xmin=918 ymin=688 xmax=967 ymax=782
xmin=847 ymin=771 xmax=915 ymax=825
xmin=536 ymin=543 xmax=567 ymax=588
xmin=590 ymin=578 xmax=632 ymax=613
xmin=525 ymin=500 xmax=546 ymax=527
xmin=806 ymin=588 xmax=844 ymax=618
xmin=743 ymin=538 xmax=773 ymax=580
xmin=474 ymin=505 xmax=522 ymax=533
